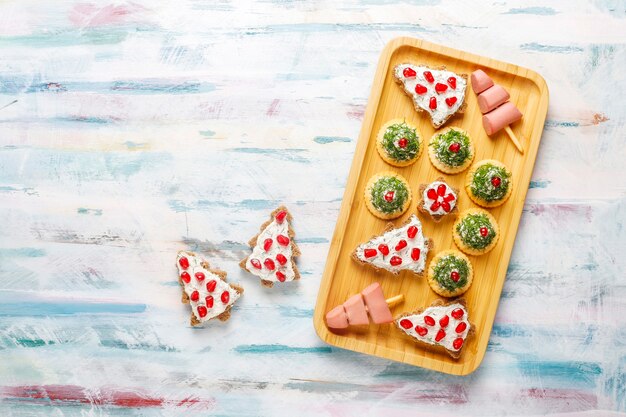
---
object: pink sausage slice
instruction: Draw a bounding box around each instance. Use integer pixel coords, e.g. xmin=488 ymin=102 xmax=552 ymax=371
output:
xmin=471 ymin=69 xmax=494 ymax=94
xmin=325 ymin=305 xmax=349 ymax=329
xmin=482 ymin=102 xmax=522 ymax=135
xmin=361 ymin=283 xmax=393 ymax=324
xmin=477 ymin=85 xmax=510 ymax=114
xmin=343 ymin=294 xmax=369 ymax=325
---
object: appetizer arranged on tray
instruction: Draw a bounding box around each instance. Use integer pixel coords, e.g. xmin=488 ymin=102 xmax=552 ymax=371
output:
xmin=325 ymin=283 xmax=404 ymax=329
xmin=465 ymin=159 xmax=513 ymax=208
xmin=417 ymin=178 xmax=459 ymax=222
xmin=396 ymin=299 xmax=474 ymax=359
xmin=453 ymin=208 xmax=500 ymax=256
xmin=352 ymin=214 xmax=433 ymax=276
xmin=376 ymin=119 xmax=423 ymax=167
xmin=364 ymin=171 xmax=412 ymax=220
xmin=428 ymin=127 xmax=474 ymax=174
xmin=471 ymin=69 xmax=524 ymax=153
xmin=427 ymin=250 xmax=474 ymax=297
xmin=240 ymin=206 xmax=301 ymax=287
xmin=394 ymin=64 xmax=467 ymax=128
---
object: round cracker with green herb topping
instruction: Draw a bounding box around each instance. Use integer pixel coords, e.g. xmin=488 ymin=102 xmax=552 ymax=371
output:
xmin=428 ymin=127 xmax=474 ymax=174
xmin=465 ymin=159 xmax=513 ymax=208
xmin=453 ymin=208 xmax=500 ymax=256
xmin=427 ymin=250 xmax=474 ymax=297
xmin=376 ymin=119 xmax=423 ymax=167
xmin=364 ymin=171 xmax=412 ymax=220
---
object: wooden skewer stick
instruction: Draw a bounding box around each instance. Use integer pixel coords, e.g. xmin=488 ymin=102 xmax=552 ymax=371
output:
xmin=504 ymin=126 xmax=524 ymax=154
xmin=360 ymin=294 xmax=405 ymax=314
xmin=385 ymin=294 xmax=404 ymax=308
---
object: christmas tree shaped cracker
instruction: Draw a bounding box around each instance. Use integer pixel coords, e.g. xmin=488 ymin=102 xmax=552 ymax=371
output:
xmin=240 ymin=206 xmax=301 ymax=287
xmin=176 ymin=251 xmax=243 ymax=325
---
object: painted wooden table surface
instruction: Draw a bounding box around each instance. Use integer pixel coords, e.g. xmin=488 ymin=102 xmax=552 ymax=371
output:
xmin=0 ymin=1 xmax=624 ymax=416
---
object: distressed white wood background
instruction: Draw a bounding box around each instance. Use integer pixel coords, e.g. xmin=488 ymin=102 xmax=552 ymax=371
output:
xmin=0 ymin=0 xmax=624 ymax=415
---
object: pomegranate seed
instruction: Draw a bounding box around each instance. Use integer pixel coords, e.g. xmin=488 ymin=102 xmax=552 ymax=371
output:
xmin=441 ymin=201 xmax=451 ymax=212
xmin=221 ymin=291 xmax=230 ymax=304
xmin=190 ymin=291 xmax=199 ymax=302
xmin=395 ymin=240 xmax=407 ymax=251
xmin=423 ymin=71 xmax=434 ymax=83
xmin=180 ymin=272 xmax=191 ymax=284
xmin=450 ymin=271 xmax=460 ymax=282
xmin=415 ymin=326 xmax=428 ymax=336
xmin=451 ymin=308 xmax=464 ymax=319
xmin=398 ymin=137 xmax=408 ymax=148
xmin=275 ymin=210 xmax=287 ymax=223
xmin=435 ymin=83 xmax=448 ymax=94
xmin=407 ymin=225 xmax=418 ymax=239
xmin=197 ymin=306 xmax=208 ymax=318
xmin=444 ymin=193 xmax=456 ymax=202
xmin=491 ymin=176 xmax=502 ymax=187
xmin=429 ymin=97 xmax=437 ymax=110
xmin=480 ymin=227 xmax=489 ymax=237
xmin=449 ymin=142 xmax=461 ymax=153
xmin=276 ymin=271 xmax=286 ymax=282
xmin=453 ymin=337 xmax=464 ymax=350
xmin=427 ymin=188 xmax=437 ymax=200
xmin=207 ymin=280 xmax=217 ymax=292
xmin=399 ymin=319 xmax=413 ymax=329
xmin=178 ymin=257 xmax=189 ymax=269
xmin=435 ymin=329 xmax=446 ymax=342
xmin=277 ymin=234 xmax=290 ymax=246
xmin=445 ymin=97 xmax=458 ymax=107
xmin=389 ymin=256 xmax=402 ymax=266
xmin=264 ymin=258 xmax=275 ymax=270
xmin=411 ymin=248 xmax=421 ymax=261
xmin=263 ymin=238 xmax=273 ymax=251
xmin=384 ymin=191 xmax=395 ymax=202
xmin=276 ymin=253 xmax=288 ymax=265
xmin=424 ymin=315 xmax=435 ymax=326
xmin=250 ymin=258 xmax=262 ymax=269
xmin=430 ymin=201 xmax=441 ymax=211
xmin=437 ymin=184 xmax=447 ymax=196
xmin=456 ymin=322 xmax=467 ymax=333
xmin=195 ymin=272 xmax=205 ymax=281
xmin=206 ymin=296 xmax=214 ymax=308
xmin=378 ymin=244 xmax=389 ymax=256
xmin=364 ymin=248 xmax=377 ymax=258
xmin=415 ymin=83 xmax=427 ymax=94
xmin=440 ymin=315 xmax=449 ymax=328
xmin=447 ymin=77 xmax=457 ymax=89
xmin=403 ymin=67 xmax=416 ymax=78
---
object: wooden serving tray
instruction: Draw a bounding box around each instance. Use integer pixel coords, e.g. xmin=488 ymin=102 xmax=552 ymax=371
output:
xmin=313 ymin=37 xmax=549 ymax=375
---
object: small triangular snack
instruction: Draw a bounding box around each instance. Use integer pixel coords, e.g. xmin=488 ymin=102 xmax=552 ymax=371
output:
xmin=352 ymin=214 xmax=433 ymax=276
xmin=240 ymin=206 xmax=301 ymax=288
xmin=393 ymin=64 xmax=467 ymax=128
xmin=395 ymin=298 xmax=474 ymax=359
xmin=176 ymin=251 xmax=243 ymax=326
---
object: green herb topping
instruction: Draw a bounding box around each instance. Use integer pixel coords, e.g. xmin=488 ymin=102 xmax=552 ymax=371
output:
xmin=432 ymin=254 xmax=469 ymax=292
xmin=381 ymin=122 xmax=420 ymax=161
xmin=430 ymin=129 xmax=471 ymax=167
xmin=456 ymin=213 xmax=496 ymax=250
xmin=370 ymin=176 xmax=409 ymax=214
xmin=469 ymin=163 xmax=511 ymax=201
